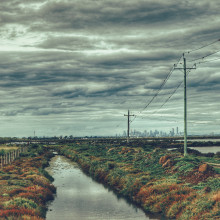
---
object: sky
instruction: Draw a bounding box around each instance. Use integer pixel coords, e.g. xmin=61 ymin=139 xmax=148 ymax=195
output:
xmin=0 ymin=0 xmax=220 ymax=137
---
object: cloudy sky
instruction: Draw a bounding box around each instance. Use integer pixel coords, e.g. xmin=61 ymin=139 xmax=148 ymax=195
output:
xmin=0 ymin=0 xmax=220 ymax=137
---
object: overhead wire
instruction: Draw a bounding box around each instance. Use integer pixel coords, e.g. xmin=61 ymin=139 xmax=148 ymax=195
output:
xmin=130 ymin=54 xmax=183 ymax=123
xmin=188 ymin=49 xmax=220 ymax=62
xmin=132 ymin=39 xmax=220 ymax=124
xmin=195 ymin=57 xmax=220 ymax=65
xmin=117 ymin=38 xmax=220 ymax=131
xmin=141 ymin=64 xmax=195 ymax=119
xmin=187 ymin=39 xmax=220 ymax=54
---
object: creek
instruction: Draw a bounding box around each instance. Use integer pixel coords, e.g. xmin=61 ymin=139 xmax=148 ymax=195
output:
xmin=45 ymin=155 xmax=161 ymax=220
xmin=189 ymin=146 xmax=220 ymax=154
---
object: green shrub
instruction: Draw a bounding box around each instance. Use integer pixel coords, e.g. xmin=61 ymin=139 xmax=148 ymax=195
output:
xmin=38 ymin=168 xmax=54 ymax=182
xmin=0 ymin=149 xmax=5 ymax=156
xmin=4 ymin=197 xmax=38 ymax=209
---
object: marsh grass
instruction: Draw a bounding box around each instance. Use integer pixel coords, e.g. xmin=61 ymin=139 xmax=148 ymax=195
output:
xmin=0 ymin=146 xmax=55 ymax=219
xmin=56 ymin=141 xmax=220 ymax=220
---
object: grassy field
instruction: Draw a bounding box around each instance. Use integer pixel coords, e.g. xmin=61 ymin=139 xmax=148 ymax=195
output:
xmin=0 ymin=145 xmax=56 ymax=219
xmin=0 ymin=139 xmax=219 ymax=219
xmin=55 ymin=140 xmax=220 ymax=220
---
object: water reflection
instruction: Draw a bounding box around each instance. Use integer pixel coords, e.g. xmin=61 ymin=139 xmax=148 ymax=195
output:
xmin=46 ymin=156 xmax=160 ymax=220
xmin=189 ymin=146 xmax=220 ymax=154
xmin=177 ymin=139 xmax=220 ymax=142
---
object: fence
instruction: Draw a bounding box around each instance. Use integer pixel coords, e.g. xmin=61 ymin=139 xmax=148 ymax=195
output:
xmin=0 ymin=146 xmax=28 ymax=168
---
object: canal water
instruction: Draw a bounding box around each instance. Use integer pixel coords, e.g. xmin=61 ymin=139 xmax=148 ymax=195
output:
xmin=189 ymin=146 xmax=220 ymax=154
xmin=168 ymin=146 xmax=220 ymax=154
xmin=46 ymin=155 xmax=161 ymax=220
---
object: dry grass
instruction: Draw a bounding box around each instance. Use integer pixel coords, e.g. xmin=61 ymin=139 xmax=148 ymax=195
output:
xmin=0 ymin=145 xmax=19 ymax=150
xmin=0 ymin=151 xmax=55 ymax=219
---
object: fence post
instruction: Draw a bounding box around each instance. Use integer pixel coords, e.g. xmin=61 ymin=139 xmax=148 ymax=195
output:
xmin=12 ymin=150 xmax=15 ymax=162
xmin=5 ymin=153 xmax=7 ymax=165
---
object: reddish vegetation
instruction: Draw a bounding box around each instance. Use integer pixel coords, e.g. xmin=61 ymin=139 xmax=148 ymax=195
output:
xmin=198 ymin=163 xmax=213 ymax=173
xmin=181 ymin=168 xmax=215 ymax=185
xmin=0 ymin=153 xmax=55 ymax=219
xmin=159 ymin=155 xmax=171 ymax=164
xmin=58 ymin=143 xmax=220 ymax=220
xmin=213 ymin=191 xmax=220 ymax=202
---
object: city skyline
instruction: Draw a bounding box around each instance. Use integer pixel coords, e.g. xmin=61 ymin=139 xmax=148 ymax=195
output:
xmin=120 ymin=126 xmax=181 ymax=138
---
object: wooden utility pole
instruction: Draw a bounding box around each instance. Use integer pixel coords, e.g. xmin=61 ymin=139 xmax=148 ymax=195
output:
xmin=174 ymin=54 xmax=196 ymax=156
xmin=124 ymin=110 xmax=134 ymax=144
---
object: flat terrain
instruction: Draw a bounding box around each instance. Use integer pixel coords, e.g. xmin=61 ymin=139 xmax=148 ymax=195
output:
xmin=56 ymin=140 xmax=220 ymax=220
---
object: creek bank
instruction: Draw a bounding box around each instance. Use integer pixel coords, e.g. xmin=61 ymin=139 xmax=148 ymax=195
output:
xmin=55 ymin=143 xmax=220 ymax=220
xmin=46 ymin=155 xmax=158 ymax=220
xmin=0 ymin=145 xmax=56 ymax=219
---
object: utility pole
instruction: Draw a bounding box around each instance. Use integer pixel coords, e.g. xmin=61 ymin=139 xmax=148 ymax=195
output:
xmin=124 ymin=110 xmax=134 ymax=144
xmin=174 ymin=54 xmax=196 ymax=156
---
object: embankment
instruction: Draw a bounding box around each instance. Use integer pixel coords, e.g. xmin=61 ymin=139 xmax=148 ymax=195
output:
xmin=56 ymin=143 xmax=220 ymax=220
xmin=0 ymin=145 xmax=56 ymax=220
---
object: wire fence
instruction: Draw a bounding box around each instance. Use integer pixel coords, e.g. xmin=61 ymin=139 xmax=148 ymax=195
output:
xmin=0 ymin=146 xmax=28 ymax=168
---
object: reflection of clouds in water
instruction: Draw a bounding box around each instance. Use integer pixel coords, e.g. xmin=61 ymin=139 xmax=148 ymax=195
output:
xmin=189 ymin=146 xmax=220 ymax=154
xmin=46 ymin=155 xmax=155 ymax=220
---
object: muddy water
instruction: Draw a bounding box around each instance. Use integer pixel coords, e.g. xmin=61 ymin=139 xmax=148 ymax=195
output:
xmin=46 ymin=155 xmax=161 ymax=220
xmin=189 ymin=146 xmax=220 ymax=154
xmin=168 ymin=146 xmax=220 ymax=154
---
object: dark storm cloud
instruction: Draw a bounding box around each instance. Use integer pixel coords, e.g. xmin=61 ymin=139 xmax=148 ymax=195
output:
xmin=0 ymin=0 xmax=220 ymax=136
xmin=0 ymin=50 xmax=147 ymax=105
xmin=30 ymin=0 xmax=213 ymax=31
xmin=0 ymin=0 xmax=217 ymax=33
xmin=85 ymin=50 xmax=178 ymax=66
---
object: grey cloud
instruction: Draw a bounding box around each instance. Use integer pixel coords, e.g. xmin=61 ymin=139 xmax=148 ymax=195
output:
xmin=33 ymin=0 xmax=212 ymax=31
xmin=0 ymin=0 xmax=220 ymax=136
xmin=37 ymin=36 xmax=97 ymax=51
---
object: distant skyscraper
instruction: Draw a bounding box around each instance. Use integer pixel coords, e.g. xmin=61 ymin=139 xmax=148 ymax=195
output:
xmin=176 ymin=127 xmax=179 ymax=135
xmin=172 ymin=128 xmax=174 ymax=136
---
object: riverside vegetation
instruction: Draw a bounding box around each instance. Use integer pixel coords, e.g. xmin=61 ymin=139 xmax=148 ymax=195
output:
xmin=0 ymin=139 xmax=219 ymax=219
xmin=0 ymin=144 xmax=56 ymax=219
xmin=55 ymin=140 xmax=220 ymax=220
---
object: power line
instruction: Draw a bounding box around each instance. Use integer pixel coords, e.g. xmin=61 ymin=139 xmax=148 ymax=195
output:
xmin=131 ymin=55 xmax=183 ymax=123
xmin=188 ymin=49 xmax=220 ymax=62
xmin=187 ymin=39 xmax=220 ymax=54
xmin=116 ymin=39 xmax=220 ymax=132
xmin=130 ymin=67 xmax=174 ymax=123
xmin=195 ymin=57 xmax=220 ymax=65
xmin=141 ymin=64 xmax=195 ymax=119
xmin=141 ymin=67 xmax=174 ymax=110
